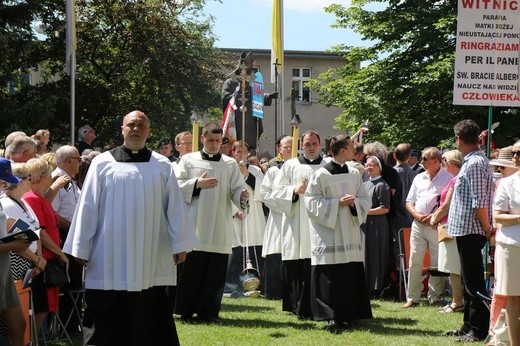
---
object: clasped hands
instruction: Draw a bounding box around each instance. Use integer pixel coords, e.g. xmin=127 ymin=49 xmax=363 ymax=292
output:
xmin=339 ymin=194 xmax=356 ymax=207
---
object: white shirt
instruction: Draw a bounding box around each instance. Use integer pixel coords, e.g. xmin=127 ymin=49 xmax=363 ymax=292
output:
xmin=494 ymin=173 xmax=520 ymax=246
xmin=51 ymin=167 xmax=80 ymax=222
xmin=406 ymin=168 xmax=453 ymax=214
xmin=0 ymin=195 xmax=40 ymax=253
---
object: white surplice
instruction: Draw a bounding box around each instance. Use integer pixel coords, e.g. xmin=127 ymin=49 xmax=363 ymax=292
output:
xmin=175 ymin=151 xmax=245 ymax=254
xmin=261 ymin=165 xmax=283 ymax=256
xmin=63 ymin=151 xmax=198 ymax=292
xmin=272 ymin=157 xmax=327 ymax=260
xmin=304 ymin=165 xmax=371 ymax=265
xmin=231 ymin=164 xmax=266 ymax=247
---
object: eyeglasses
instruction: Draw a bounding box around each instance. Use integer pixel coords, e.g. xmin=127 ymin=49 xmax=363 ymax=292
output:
xmin=495 ymin=166 xmax=505 ymax=170
xmin=512 ymin=151 xmax=520 ymax=157
xmin=68 ymin=157 xmax=82 ymax=161
xmin=422 ymin=157 xmax=431 ymax=161
xmin=19 ymin=175 xmax=31 ymax=181
xmin=179 ymin=142 xmax=192 ymax=146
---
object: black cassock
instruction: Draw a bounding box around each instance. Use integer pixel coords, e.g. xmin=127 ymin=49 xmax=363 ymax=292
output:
xmin=310 ymin=161 xmax=373 ymax=324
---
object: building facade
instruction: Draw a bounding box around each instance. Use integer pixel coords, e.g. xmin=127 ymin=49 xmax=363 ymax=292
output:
xmin=223 ymin=48 xmax=349 ymax=157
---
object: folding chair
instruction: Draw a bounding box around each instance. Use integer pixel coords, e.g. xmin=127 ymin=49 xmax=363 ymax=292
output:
xmin=40 ymin=293 xmax=73 ymax=346
xmin=63 ymin=286 xmax=85 ymax=334
xmin=15 ymin=279 xmax=36 ymax=346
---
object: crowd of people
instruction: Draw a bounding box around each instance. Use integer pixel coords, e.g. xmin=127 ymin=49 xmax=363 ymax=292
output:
xmin=0 ymin=117 xmax=518 ymax=345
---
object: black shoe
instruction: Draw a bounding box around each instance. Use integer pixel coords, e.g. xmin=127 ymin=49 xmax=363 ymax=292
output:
xmin=198 ymin=315 xmax=222 ymax=325
xmin=325 ymin=319 xmax=342 ymax=334
xmin=444 ymin=326 xmax=469 ymax=337
xmin=455 ymin=330 xmax=485 ymax=342
xmin=180 ymin=315 xmax=196 ymax=323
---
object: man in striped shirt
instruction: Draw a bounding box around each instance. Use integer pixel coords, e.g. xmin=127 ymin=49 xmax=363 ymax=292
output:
xmin=446 ymin=119 xmax=493 ymax=342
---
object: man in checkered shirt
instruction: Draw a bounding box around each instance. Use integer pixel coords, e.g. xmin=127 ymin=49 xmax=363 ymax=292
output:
xmin=446 ymin=119 xmax=493 ymax=342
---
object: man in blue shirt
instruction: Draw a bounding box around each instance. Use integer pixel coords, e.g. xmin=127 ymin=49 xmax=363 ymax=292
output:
xmin=446 ymin=119 xmax=493 ymax=342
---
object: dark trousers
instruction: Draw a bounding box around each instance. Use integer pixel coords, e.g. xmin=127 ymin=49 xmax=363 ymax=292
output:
xmin=456 ymin=234 xmax=490 ymax=339
xmin=174 ymin=251 xmax=228 ymax=318
xmin=281 ymin=259 xmax=312 ymax=319
xmin=82 ymin=287 xmax=179 ymax=346
xmin=261 ymin=254 xmax=283 ymax=299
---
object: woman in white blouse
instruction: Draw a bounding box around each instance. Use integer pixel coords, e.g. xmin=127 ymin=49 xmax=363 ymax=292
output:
xmin=493 ymin=139 xmax=520 ymax=345
xmin=0 ymin=162 xmax=46 ymax=279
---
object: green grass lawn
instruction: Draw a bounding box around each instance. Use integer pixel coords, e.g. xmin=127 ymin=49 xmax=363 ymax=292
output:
xmin=51 ymin=296 xmax=466 ymax=345
xmin=176 ymin=297 xmax=465 ymax=346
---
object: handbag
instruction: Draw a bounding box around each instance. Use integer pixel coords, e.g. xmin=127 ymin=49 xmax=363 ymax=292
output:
xmin=437 ymin=224 xmax=453 ymax=242
xmin=44 ymin=258 xmax=69 ymax=287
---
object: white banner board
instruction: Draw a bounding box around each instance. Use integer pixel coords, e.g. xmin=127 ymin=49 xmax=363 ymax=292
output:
xmin=453 ymin=0 xmax=520 ymax=106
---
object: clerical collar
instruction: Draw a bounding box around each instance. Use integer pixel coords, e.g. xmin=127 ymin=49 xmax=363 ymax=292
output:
xmin=324 ymin=160 xmax=349 ymax=175
xmin=331 ymin=159 xmax=346 ymax=168
xmin=369 ymin=175 xmax=382 ymax=181
xmin=299 ymin=155 xmax=323 ymax=165
xmin=201 ymin=149 xmax=221 ymax=162
xmin=110 ymin=146 xmax=152 ymax=162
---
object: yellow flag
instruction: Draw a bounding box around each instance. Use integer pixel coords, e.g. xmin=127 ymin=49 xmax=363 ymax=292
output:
xmin=271 ymin=0 xmax=283 ymax=84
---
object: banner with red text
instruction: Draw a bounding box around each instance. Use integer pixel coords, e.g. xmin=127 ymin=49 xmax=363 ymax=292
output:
xmin=453 ymin=0 xmax=520 ymax=106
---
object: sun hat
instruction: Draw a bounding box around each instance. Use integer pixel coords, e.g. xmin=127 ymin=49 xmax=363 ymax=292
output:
xmin=489 ymin=146 xmax=516 ymax=169
xmin=0 ymin=158 xmax=22 ymax=184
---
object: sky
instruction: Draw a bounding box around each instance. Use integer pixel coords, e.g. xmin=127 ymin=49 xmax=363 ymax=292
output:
xmin=201 ymin=0 xmax=368 ymax=51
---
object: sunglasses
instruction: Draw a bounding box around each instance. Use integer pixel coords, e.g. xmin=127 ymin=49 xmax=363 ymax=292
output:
xmin=422 ymin=157 xmax=431 ymax=161
xmin=512 ymin=151 xmax=520 ymax=157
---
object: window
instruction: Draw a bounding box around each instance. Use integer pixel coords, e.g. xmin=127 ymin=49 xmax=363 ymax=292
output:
xmin=292 ymin=68 xmax=311 ymax=103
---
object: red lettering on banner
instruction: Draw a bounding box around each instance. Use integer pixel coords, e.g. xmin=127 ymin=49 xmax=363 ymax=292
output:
xmin=461 ymin=92 xmax=520 ymax=100
xmin=461 ymin=0 xmax=518 ymax=10
xmin=460 ymin=41 xmax=519 ymax=51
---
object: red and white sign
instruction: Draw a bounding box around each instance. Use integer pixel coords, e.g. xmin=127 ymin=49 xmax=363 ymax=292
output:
xmin=453 ymin=0 xmax=520 ymax=106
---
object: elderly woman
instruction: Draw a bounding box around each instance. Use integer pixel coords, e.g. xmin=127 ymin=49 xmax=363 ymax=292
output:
xmin=430 ymin=150 xmax=464 ymax=313
xmin=22 ymin=158 xmax=69 ymax=332
xmin=0 ymin=158 xmax=29 ymax=346
xmin=492 ymin=140 xmax=520 ymax=345
xmin=0 ymin=162 xmax=46 ymax=280
xmin=362 ymin=156 xmax=391 ymax=299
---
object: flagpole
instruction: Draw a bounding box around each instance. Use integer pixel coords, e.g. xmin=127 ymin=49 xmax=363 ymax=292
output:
xmin=271 ymin=0 xmax=284 ymax=152
xmin=273 ymin=59 xmax=280 ymax=154
xmin=66 ymin=0 xmax=76 ymax=145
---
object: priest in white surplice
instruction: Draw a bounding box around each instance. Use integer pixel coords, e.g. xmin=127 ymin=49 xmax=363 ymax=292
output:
xmin=272 ymin=131 xmax=327 ymax=319
xmin=260 ymin=135 xmax=292 ymax=299
xmin=63 ymin=111 xmax=198 ymax=346
xmin=304 ymin=134 xmax=373 ymax=333
xmin=225 ymin=140 xmax=266 ymax=296
xmin=174 ymin=122 xmax=248 ymax=323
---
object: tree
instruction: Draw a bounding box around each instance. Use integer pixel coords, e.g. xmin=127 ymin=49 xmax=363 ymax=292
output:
xmin=307 ymin=0 xmax=511 ymax=150
xmin=1 ymin=0 xmax=226 ymax=147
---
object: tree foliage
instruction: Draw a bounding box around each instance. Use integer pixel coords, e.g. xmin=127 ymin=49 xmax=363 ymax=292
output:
xmin=1 ymin=0 xmax=225 ymax=147
xmin=308 ymin=0 xmax=515 ymax=150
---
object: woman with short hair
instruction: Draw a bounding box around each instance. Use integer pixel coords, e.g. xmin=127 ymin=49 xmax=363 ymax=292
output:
xmin=23 ymin=158 xmax=69 ymax=332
